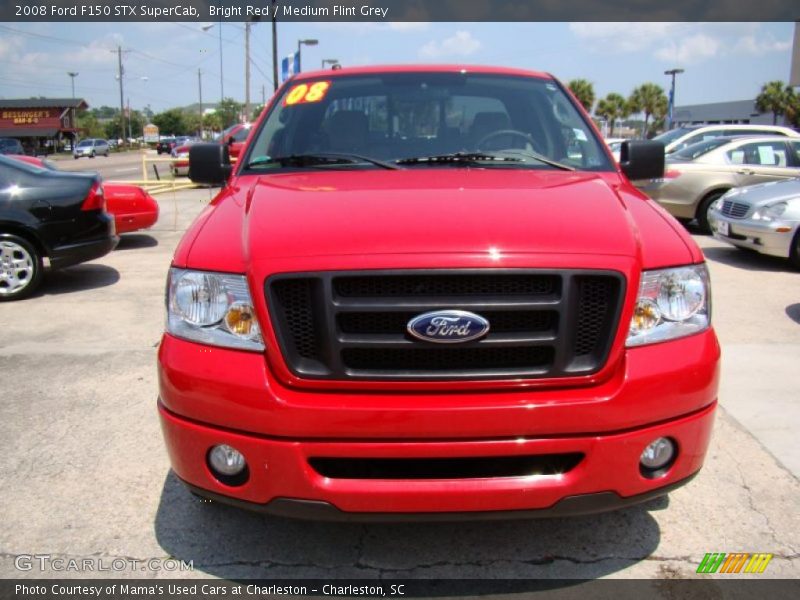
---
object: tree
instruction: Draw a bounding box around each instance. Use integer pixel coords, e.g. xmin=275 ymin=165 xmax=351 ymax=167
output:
xmin=203 ymin=112 xmax=223 ymax=136
xmin=216 ymin=97 xmax=244 ymax=128
xmin=75 ymin=110 xmax=105 ymax=138
xmin=628 ymin=83 xmax=668 ymax=138
xmin=785 ymin=88 xmax=800 ymax=128
xmin=594 ymin=93 xmax=629 ymax=137
xmin=756 ymin=81 xmax=791 ymax=125
xmin=567 ymin=79 xmax=595 ymax=113
xmin=152 ymin=109 xmax=187 ymax=136
xmin=104 ymin=111 xmax=145 ymax=141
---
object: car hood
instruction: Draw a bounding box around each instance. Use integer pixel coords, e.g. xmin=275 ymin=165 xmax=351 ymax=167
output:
xmin=186 ymin=169 xmax=653 ymax=269
xmin=725 ymin=177 xmax=800 ymax=206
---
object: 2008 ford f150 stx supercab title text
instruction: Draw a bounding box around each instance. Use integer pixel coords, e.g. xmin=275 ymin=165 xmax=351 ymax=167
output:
xmin=158 ymin=65 xmax=719 ymax=519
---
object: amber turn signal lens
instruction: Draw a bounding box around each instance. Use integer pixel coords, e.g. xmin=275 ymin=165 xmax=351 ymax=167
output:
xmin=224 ymin=302 xmax=259 ymax=338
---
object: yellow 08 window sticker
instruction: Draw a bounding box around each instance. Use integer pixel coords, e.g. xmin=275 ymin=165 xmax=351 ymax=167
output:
xmin=284 ymin=81 xmax=331 ymax=106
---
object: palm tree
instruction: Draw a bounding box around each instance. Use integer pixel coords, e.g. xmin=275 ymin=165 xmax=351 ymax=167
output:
xmin=756 ymin=81 xmax=789 ymax=125
xmin=628 ymin=83 xmax=668 ymax=138
xmin=786 ymin=88 xmax=800 ymax=128
xmin=567 ymin=79 xmax=596 ymax=113
xmin=594 ymin=93 xmax=629 ymax=137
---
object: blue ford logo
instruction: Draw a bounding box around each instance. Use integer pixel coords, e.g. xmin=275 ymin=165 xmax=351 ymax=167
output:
xmin=407 ymin=310 xmax=490 ymax=344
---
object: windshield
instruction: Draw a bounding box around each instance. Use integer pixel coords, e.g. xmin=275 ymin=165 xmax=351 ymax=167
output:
xmin=77 ymin=140 xmax=93 ymax=147
xmin=653 ymin=127 xmax=694 ymax=146
xmin=243 ymin=72 xmax=613 ymax=172
xmin=671 ymin=137 xmax=732 ymax=161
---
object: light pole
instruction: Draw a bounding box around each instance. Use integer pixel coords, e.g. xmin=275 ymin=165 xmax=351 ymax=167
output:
xmin=296 ymin=38 xmax=318 ymax=73
xmin=67 ymin=72 xmax=78 ymax=99
xmin=665 ymin=68 xmax=685 ymax=130
xmin=321 ymin=58 xmax=339 ymax=69
xmin=202 ymin=23 xmax=224 ymax=102
xmin=271 ymin=0 xmax=278 ymax=91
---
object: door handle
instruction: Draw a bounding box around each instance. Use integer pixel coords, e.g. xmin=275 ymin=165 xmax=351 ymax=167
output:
xmin=736 ymin=169 xmax=754 ymax=175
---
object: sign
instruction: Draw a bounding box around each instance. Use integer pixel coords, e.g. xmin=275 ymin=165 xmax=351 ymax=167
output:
xmin=281 ymin=52 xmax=300 ymax=83
xmin=0 ymin=108 xmax=61 ymax=128
xmin=143 ymin=123 xmax=159 ymax=143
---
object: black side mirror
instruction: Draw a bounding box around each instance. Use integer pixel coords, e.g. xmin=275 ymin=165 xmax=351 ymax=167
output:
xmin=189 ymin=143 xmax=232 ymax=185
xmin=619 ymin=140 xmax=664 ymax=181
xmin=227 ymin=137 xmax=235 ymax=146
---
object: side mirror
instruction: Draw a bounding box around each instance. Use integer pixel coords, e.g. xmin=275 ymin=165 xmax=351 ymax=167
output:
xmin=619 ymin=140 xmax=664 ymax=181
xmin=227 ymin=137 xmax=235 ymax=146
xmin=189 ymin=143 xmax=232 ymax=185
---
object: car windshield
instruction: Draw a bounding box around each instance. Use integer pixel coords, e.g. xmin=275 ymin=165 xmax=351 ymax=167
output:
xmin=77 ymin=140 xmax=93 ymax=147
xmin=243 ymin=72 xmax=613 ymax=172
xmin=670 ymin=137 xmax=733 ymax=161
xmin=653 ymin=127 xmax=694 ymax=146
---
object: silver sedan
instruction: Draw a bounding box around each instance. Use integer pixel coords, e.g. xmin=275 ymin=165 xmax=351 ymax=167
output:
xmin=708 ymin=177 xmax=800 ymax=269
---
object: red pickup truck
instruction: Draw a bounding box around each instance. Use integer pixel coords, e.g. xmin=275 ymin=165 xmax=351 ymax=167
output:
xmin=159 ymin=65 xmax=719 ymax=519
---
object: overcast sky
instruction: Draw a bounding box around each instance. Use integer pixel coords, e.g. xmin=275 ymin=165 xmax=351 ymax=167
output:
xmin=0 ymin=21 xmax=794 ymax=113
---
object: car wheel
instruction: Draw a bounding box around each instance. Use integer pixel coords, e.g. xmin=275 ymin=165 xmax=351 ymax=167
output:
xmin=90 ymin=151 xmax=95 ymax=158
xmin=0 ymin=234 xmax=43 ymax=301
xmin=74 ymin=156 xmax=79 ymax=160
xmin=789 ymin=229 xmax=800 ymax=271
xmin=696 ymin=190 xmax=727 ymax=235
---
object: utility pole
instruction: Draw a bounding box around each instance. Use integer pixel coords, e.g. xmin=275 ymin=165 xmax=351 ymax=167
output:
xmin=245 ymin=22 xmax=251 ymax=122
xmin=198 ymin=69 xmax=204 ymax=138
xmin=126 ymin=97 xmax=132 ymax=143
xmin=116 ymin=46 xmax=126 ymax=147
xmin=261 ymin=84 xmax=266 ymax=105
xmin=271 ymin=0 xmax=278 ymax=91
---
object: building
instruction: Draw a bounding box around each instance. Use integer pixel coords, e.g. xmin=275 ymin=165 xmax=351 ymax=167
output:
xmin=672 ymin=100 xmax=774 ymax=126
xmin=0 ymin=98 xmax=88 ymax=153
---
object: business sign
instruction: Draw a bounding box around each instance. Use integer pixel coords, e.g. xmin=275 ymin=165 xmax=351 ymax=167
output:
xmin=143 ymin=123 xmax=159 ymax=143
xmin=0 ymin=108 xmax=61 ymax=128
xmin=281 ymin=52 xmax=300 ymax=83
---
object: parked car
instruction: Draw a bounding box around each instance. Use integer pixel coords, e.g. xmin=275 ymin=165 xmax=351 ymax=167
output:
xmin=0 ymin=154 xmax=118 ymax=300
xmin=156 ymin=137 xmax=177 ymax=155
xmin=9 ymin=155 xmax=159 ymax=235
xmin=605 ymin=137 xmax=626 ymax=162
xmin=160 ymin=65 xmax=720 ymax=519
xmin=636 ymin=135 xmax=800 ymax=232
xmin=653 ymin=124 xmax=799 ymax=155
xmin=708 ymin=178 xmax=800 ymax=269
xmin=0 ymin=138 xmax=24 ymax=155
xmin=215 ymin=123 xmax=252 ymax=160
xmin=73 ymin=138 xmax=110 ymax=159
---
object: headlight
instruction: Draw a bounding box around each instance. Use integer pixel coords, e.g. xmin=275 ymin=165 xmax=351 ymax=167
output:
xmin=166 ymin=268 xmax=264 ymax=351
xmin=627 ymin=264 xmax=710 ymax=347
xmin=752 ymin=202 xmax=787 ymax=222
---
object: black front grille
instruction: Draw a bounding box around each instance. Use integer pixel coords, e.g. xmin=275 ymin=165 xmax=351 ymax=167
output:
xmin=309 ymin=453 xmax=584 ymax=480
xmin=720 ymin=200 xmax=750 ymax=219
xmin=266 ymin=270 xmax=624 ymax=381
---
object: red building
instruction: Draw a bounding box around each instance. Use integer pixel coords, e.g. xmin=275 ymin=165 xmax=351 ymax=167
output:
xmin=0 ymin=98 xmax=87 ymax=153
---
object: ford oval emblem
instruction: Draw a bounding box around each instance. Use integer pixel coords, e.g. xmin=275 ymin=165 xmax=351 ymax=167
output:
xmin=407 ymin=310 xmax=490 ymax=344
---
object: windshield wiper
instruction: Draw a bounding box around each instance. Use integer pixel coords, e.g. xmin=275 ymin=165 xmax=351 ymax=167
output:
xmin=395 ymin=152 xmax=523 ymax=166
xmin=496 ymin=150 xmax=576 ymax=171
xmin=246 ymin=152 xmax=401 ymax=170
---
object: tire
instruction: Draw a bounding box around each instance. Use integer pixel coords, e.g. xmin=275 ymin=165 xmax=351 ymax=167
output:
xmin=789 ymin=229 xmax=800 ymax=271
xmin=696 ymin=190 xmax=727 ymax=235
xmin=74 ymin=156 xmax=79 ymax=160
xmin=0 ymin=234 xmax=43 ymax=301
xmin=90 ymin=151 xmax=95 ymax=159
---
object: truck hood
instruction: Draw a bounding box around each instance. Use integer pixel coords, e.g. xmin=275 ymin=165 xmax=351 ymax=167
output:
xmin=234 ymin=169 xmax=638 ymax=261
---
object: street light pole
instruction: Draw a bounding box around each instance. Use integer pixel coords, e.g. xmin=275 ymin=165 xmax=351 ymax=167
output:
xmin=665 ymin=68 xmax=685 ymax=130
xmin=116 ymin=46 xmax=126 ymax=147
xmin=67 ymin=72 xmax=78 ymax=99
xmin=245 ymin=22 xmax=251 ymax=121
xmin=201 ymin=23 xmax=223 ymax=103
xmin=198 ymin=68 xmax=203 ymax=138
xmin=296 ymin=38 xmax=318 ymax=74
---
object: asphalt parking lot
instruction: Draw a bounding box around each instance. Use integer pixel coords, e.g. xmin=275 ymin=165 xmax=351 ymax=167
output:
xmin=0 ymin=188 xmax=798 ymax=582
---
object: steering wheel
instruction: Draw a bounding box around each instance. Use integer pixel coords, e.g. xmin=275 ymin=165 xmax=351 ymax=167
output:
xmin=477 ymin=129 xmax=543 ymax=154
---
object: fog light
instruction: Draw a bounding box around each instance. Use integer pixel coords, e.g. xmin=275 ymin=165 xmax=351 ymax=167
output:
xmin=208 ymin=444 xmax=248 ymax=485
xmin=640 ymin=437 xmax=676 ymax=476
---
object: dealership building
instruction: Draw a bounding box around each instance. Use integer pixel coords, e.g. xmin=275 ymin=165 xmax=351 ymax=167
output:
xmin=0 ymin=98 xmax=87 ymax=153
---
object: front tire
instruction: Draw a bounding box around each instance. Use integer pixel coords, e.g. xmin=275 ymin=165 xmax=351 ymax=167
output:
xmin=696 ymin=190 xmax=727 ymax=234
xmin=789 ymin=229 xmax=800 ymax=271
xmin=0 ymin=234 xmax=43 ymax=301
xmin=90 ymin=151 xmax=95 ymax=159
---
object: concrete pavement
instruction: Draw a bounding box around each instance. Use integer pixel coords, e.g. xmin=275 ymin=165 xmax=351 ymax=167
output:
xmin=0 ymin=189 xmax=798 ymax=581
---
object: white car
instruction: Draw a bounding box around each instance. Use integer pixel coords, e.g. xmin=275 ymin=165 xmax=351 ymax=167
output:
xmin=708 ymin=177 xmax=800 ymax=269
xmin=653 ymin=124 xmax=799 ymax=156
xmin=604 ymin=137 xmax=627 ymax=162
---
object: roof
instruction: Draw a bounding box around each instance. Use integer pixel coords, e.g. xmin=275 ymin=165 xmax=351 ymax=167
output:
xmin=294 ymin=64 xmax=552 ymax=82
xmin=0 ymin=127 xmax=60 ymax=137
xmin=0 ymin=98 xmax=88 ymax=110
xmin=673 ymin=100 xmax=763 ymax=122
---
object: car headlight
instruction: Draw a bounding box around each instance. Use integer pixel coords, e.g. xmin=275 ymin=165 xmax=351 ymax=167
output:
xmin=627 ymin=264 xmax=710 ymax=347
xmin=752 ymin=202 xmax=787 ymax=222
xmin=166 ymin=268 xmax=264 ymax=351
